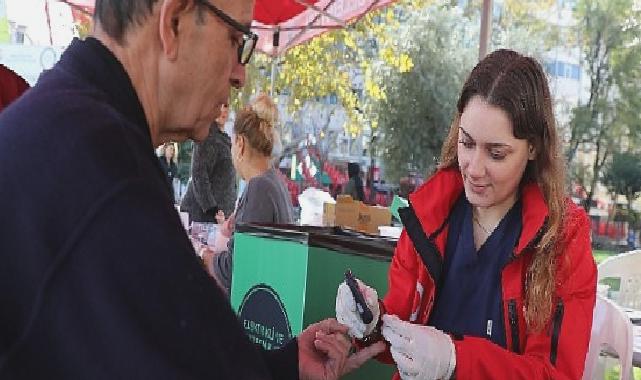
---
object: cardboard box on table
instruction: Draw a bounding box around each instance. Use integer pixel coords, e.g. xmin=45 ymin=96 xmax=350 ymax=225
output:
xmin=231 ymin=224 xmax=396 ymax=380
xmin=323 ymin=195 xmax=392 ymax=234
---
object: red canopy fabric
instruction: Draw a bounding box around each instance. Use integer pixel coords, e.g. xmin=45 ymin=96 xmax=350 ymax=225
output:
xmin=57 ymin=0 xmax=322 ymax=21
xmin=254 ymin=0 xmax=321 ymax=25
xmin=59 ymin=0 xmax=93 ymax=11
xmin=252 ymin=0 xmax=397 ymax=56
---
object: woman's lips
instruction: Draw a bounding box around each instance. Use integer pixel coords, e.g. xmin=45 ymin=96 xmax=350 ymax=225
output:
xmin=469 ymin=182 xmax=489 ymax=194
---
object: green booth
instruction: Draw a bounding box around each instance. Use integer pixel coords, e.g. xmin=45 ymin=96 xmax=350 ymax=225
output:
xmin=231 ymin=224 xmax=396 ymax=380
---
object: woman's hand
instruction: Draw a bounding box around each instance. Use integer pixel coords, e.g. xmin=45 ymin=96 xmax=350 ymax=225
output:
xmin=335 ymin=278 xmax=380 ymax=339
xmin=215 ymin=210 xmax=225 ymax=225
xmin=220 ymin=212 xmax=235 ymax=238
xmin=200 ymin=247 xmax=217 ymax=278
xmin=381 ymin=315 xmax=456 ymax=380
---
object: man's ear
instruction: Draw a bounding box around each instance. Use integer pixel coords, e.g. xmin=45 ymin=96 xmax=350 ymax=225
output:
xmin=158 ymin=0 xmax=194 ymax=60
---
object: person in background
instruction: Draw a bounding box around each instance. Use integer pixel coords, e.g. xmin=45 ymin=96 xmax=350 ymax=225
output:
xmin=206 ymin=94 xmax=295 ymax=295
xmin=335 ymin=49 xmax=596 ymax=380
xmin=0 ymin=0 xmax=384 ymax=378
xmin=343 ymin=162 xmax=364 ymax=201
xmin=158 ymin=142 xmax=178 ymax=201
xmin=0 ymin=64 xmax=29 ymax=112
xmin=181 ymin=102 xmax=237 ymax=222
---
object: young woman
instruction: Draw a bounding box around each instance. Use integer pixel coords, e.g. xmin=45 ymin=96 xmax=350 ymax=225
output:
xmin=158 ymin=142 xmax=178 ymax=201
xmin=336 ymin=49 xmax=596 ymax=380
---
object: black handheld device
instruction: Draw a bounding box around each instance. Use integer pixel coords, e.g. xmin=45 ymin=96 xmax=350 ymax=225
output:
xmin=344 ymin=269 xmax=374 ymax=325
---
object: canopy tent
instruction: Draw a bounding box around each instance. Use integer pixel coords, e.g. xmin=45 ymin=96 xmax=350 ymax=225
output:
xmin=58 ymin=0 xmax=92 ymax=14
xmin=57 ymin=0 xmax=398 ymax=56
xmin=252 ymin=0 xmax=398 ymax=94
xmin=58 ymin=0 xmax=494 ymax=59
xmin=253 ymin=0 xmax=397 ymax=57
xmin=56 ymin=0 xmax=400 ymax=94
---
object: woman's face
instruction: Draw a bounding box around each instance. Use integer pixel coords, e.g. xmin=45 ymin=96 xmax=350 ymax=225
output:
xmin=457 ymin=96 xmax=534 ymax=210
xmin=165 ymin=144 xmax=175 ymax=159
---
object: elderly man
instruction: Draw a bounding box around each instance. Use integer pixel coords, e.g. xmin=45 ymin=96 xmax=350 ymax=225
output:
xmin=0 ymin=1 xmax=384 ymax=379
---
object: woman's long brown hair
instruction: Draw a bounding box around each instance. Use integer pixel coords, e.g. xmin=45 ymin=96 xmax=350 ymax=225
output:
xmin=439 ymin=49 xmax=566 ymax=332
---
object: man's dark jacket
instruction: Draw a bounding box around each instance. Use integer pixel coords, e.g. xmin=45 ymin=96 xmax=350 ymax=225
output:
xmin=0 ymin=37 xmax=297 ymax=379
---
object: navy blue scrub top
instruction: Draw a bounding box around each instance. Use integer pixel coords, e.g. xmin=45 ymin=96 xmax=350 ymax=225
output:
xmin=429 ymin=195 xmax=522 ymax=348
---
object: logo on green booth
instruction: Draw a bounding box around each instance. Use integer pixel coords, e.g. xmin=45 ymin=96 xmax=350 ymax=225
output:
xmin=238 ymin=284 xmax=293 ymax=350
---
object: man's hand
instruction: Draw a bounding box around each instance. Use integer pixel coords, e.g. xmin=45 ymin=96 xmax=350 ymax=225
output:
xmin=299 ymin=318 xmax=386 ymax=380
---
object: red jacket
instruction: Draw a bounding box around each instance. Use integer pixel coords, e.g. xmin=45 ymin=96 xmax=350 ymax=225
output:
xmin=0 ymin=64 xmax=29 ymax=112
xmin=381 ymin=168 xmax=596 ymax=379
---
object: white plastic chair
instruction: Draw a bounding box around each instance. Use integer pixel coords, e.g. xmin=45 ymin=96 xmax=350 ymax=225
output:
xmin=582 ymin=295 xmax=634 ymax=380
xmin=598 ymin=250 xmax=641 ymax=310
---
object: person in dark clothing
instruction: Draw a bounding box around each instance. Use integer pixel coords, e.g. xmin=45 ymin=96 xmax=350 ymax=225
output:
xmin=181 ymin=103 xmax=237 ymax=222
xmin=158 ymin=142 xmax=178 ymax=201
xmin=343 ymin=162 xmax=364 ymax=201
xmin=0 ymin=1 xmax=383 ymax=379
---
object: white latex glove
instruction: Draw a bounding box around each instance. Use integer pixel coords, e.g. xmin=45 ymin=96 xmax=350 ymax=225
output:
xmin=381 ymin=314 xmax=456 ymax=380
xmin=335 ymin=279 xmax=380 ymax=339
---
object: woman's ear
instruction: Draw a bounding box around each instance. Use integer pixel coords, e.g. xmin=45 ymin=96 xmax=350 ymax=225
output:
xmin=236 ymin=135 xmax=245 ymax=157
xmin=528 ymin=143 xmax=537 ymax=160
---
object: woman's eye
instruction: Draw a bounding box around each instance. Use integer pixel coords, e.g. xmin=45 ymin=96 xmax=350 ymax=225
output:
xmin=458 ymin=140 xmax=474 ymax=149
xmin=489 ymin=150 xmax=506 ymax=160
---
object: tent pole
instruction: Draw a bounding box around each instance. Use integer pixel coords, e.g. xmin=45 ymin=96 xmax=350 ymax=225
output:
xmin=45 ymin=0 xmax=54 ymax=45
xmin=270 ymin=28 xmax=280 ymax=96
xmin=478 ymin=0 xmax=493 ymax=60
xmin=270 ymin=58 xmax=276 ymax=96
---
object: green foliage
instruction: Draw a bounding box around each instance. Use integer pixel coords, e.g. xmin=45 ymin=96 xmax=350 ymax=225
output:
xmin=369 ymin=1 xmax=558 ymax=182
xmin=568 ymin=0 xmax=641 ymax=210
xmin=232 ymin=0 xmax=431 ymax=135
xmin=598 ymin=276 xmax=621 ymax=290
xmin=373 ymin=6 xmax=476 ymax=182
xmin=593 ymin=249 xmax=617 ymax=265
xmin=603 ymin=363 xmax=641 ymax=380
xmin=602 ymin=152 xmax=641 ymax=209
xmin=493 ymin=0 xmax=561 ymax=55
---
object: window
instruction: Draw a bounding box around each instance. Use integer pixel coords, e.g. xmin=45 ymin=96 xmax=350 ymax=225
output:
xmin=571 ymin=65 xmax=581 ymax=80
xmin=545 ymin=60 xmax=581 ymax=80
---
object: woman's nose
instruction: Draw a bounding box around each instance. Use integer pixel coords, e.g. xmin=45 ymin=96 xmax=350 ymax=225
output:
xmin=466 ymin=149 xmax=486 ymax=178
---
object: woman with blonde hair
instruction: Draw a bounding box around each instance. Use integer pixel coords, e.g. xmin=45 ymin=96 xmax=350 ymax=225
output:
xmin=207 ymin=94 xmax=294 ymax=295
xmin=336 ymin=49 xmax=596 ymax=380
